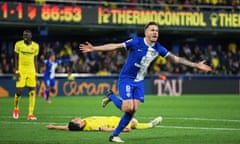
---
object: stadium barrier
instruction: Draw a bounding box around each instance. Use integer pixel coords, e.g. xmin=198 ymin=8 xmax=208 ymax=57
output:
xmin=0 ymin=74 xmax=239 ymax=98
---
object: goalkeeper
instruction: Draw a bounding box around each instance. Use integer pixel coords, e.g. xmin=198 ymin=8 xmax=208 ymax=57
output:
xmin=47 ymin=116 xmax=162 ymax=132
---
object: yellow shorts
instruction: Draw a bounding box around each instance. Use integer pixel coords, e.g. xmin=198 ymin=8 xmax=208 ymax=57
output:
xmin=16 ymin=71 xmax=37 ymax=88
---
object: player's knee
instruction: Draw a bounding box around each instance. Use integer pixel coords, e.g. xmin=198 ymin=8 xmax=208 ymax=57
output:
xmin=121 ymin=101 xmax=138 ymax=113
xmin=16 ymin=89 xmax=23 ymax=96
xmin=16 ymin=93 xmax=21 ymax=97
xmin=130 ymin=108 xmax=137 ymax=114
xmin=50 ymin=88 xmax=55 ymax=93
xmin=29 ymin=87 xmax=35 ymax=91
xmin=127 ymin=110 xmax=135 ymax=114
xmin=122 ymin=108 xmax=135 ymax=114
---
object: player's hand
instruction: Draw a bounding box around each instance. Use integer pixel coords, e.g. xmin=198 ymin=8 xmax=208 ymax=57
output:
xmin=195 ymin=60 xmax=212 ymax=72
xmin=122 ymin=128 xmax=131 ymax=132
xmin=35 ymin=73 xmax=38 ymax=81
xmin=37 ymin=80 xmax=40 ymax=86
xmin=46 ymin=124 xmax=54 ymax=129
xmin=70 ymin=56 xmax=74 ymax=62
xmin=79 ymin=41 xmax=94 ymax=53
xmin=15 ymin=73 xmax=20 ymax=81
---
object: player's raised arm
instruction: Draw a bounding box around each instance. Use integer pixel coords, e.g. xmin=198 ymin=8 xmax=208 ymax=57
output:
xmin=79 ymin=41 xmax=124 ymax=53
xmin=166 ymin=52 xmax=212 ymax=73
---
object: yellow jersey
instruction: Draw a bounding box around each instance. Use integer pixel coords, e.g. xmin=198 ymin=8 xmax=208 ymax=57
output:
xmin=83 ymin=116 xmax=131 ymax=131
xmin=15 ymin=40 xmax=39 ymax=72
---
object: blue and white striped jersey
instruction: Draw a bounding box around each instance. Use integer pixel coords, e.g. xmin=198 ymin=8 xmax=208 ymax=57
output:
xmin=120 ymin=36 xmax=169 ymax=81
xmin=43 ymin=59 xmax=70 ymax=80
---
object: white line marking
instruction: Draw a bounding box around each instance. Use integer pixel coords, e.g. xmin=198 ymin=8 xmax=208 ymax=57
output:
xmin=138 ymin=117 xmax=240 ymax=123
xmin=0 ymin=116 xmax=78 ymax=119
xmin=1 ymin=116 xmax=240 ymax=122
xmin=164 ymin=117 xmax=240 ymax=123
xmin=158 ymin=125 xmax=240 ymax=131
xmin=0 ymin=120 xmax=239 ymax=131
xmin=0 ymin=121 xmax=66 ymax=125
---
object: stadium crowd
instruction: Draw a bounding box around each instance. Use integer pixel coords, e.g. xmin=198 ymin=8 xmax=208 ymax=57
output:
xmin=0 ymin=39 xmax=239 ymax=75
xmin=0 ymin=0 xmax=239 ymax=76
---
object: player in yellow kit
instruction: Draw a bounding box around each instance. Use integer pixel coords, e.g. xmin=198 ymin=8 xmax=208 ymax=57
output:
xmin=13 ymin=30 xmax=39 ymax=120
xmin=47 ymin=116 xmax=163 ymax=131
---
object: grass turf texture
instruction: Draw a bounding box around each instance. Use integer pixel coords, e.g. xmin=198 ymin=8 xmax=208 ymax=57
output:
xmin=0 ymin=95 xmax=240 ymax=144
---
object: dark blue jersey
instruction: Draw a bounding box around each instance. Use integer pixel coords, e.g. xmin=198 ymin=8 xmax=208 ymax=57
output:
xmin=120 ymin=36 xmax=169 ymax=81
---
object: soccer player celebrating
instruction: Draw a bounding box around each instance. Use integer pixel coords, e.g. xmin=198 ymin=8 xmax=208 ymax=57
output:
xmin=41 ymin=52 xmax=72 ymax=104
xmin=47 ymin=116 xmax=162 ymax=131
xmin=79 ymin=22 xmax=212 ymax=142
xmin=13 ymin=30 xmax=39 ymax=120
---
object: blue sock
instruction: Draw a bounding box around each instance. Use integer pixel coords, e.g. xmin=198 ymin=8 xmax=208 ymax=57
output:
xmin=45 ymin=90 xmax=49 ymax=100
xmin=112 ymin=112 xmax=134 ymax=136
xmin=109 ymin=93 xmax=122 ymax=110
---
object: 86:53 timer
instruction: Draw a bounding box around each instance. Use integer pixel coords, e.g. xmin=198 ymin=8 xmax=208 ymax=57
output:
xmin=41 ymin=5 xmax=82 ymax=23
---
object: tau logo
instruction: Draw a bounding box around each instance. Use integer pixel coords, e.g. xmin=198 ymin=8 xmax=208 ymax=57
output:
xmin=154 ymin=79 xmax=183 ymax=96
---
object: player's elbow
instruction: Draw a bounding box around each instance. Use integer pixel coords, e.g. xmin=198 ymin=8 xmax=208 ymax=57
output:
xmin=166 ymin=53 xmax=179 ymax=64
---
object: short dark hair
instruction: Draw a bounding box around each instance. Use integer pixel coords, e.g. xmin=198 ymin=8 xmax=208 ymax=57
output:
xmin=144 ymin=22 xmax=158 ymax=31
xmin=47 ymin=51 xmax=55 ymax=58
xmin=68 ymin=122 xmax=83 ymax=131
xmin=24 ymin=29 xmax=32 ymax=34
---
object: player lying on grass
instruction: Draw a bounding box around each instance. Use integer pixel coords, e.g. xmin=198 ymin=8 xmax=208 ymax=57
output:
xmin=47 ymin=116 xmax=162 ymax=132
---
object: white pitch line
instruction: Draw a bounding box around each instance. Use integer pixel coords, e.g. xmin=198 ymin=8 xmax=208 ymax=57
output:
xmin=0 ymin=121 xmax=240 ymax=131
xmin=137 ymin=117 xmax=240 ymax=123
xmin=158 ymin=125 xmax=240 ymax=131
xmin=163 ymin=117 xmax=240 ymax=123
xmin=0 ymin=116 xmax=83 ymax=119
xmin=1 ymin=115 xmax=240 ymax=124
xmin=1 ymin=116 xmax=240 ymax=123
xmin=0 ymin=121 xmax=66 ymax=125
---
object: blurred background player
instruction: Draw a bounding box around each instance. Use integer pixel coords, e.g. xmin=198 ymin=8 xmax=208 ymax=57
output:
xmin=47 ymin=116 xmax=163 ymax=131
xmin=13 ymin=29 xmax=39 ymax=120
xmin=41 ymin=52 xmax=73 ymax=103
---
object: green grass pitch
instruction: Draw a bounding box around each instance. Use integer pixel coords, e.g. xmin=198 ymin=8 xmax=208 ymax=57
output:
xmin=1 ymin=95 xmax=240 ymax=144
